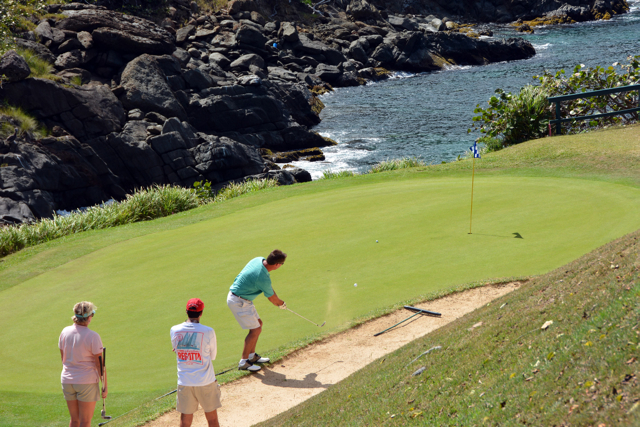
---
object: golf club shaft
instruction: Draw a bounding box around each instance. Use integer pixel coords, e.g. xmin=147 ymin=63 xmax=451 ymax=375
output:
xmin=286 ymin=307 xmax=322 ymax=327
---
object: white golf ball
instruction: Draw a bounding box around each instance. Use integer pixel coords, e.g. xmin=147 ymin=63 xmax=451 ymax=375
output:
xmin=376 ymin=240 xmax=378 ymax=243
xmin=354 ymin=283 xmax=358 ymax=287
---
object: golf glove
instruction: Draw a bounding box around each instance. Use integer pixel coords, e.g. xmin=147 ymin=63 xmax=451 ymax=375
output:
xmin=279 ymin=302 xmax=287 ymax=310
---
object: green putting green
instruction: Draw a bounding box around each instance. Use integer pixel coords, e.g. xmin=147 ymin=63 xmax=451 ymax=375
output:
xmin=1 ymin=175 xmax=640 ymax=424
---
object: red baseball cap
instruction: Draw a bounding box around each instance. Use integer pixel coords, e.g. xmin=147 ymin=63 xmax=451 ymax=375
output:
xmin=186 ymin=298 xmax=204 ymax=312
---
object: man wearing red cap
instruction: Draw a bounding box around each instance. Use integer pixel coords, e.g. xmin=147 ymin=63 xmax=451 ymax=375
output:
xmin=170 ymin=298 xmax=221 ymax=427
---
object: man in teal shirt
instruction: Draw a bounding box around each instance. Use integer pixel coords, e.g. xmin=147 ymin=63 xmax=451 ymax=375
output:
xmin=227 ymin=249 xmax=287 ymax=372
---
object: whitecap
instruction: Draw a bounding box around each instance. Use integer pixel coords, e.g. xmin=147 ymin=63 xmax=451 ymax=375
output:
xmin=533 ymin=43 xmax=551 ymax=50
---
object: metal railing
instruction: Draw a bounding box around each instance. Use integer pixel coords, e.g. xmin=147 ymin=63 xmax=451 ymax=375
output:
xmin=548 ymin=84 xmax=640 ymax=134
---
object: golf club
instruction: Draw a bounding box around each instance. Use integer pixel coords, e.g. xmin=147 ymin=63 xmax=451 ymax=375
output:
xmin=100 ymin=348 xmax=111 ymax=421
xmin=286 ymin=307 xmax=325 ymax=327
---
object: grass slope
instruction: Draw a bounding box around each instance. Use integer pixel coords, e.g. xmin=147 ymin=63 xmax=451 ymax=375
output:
xmin=0 ymin=125 xmax=638 ymax=426
xmin=258 ymin=231 xmax=640 ymax=427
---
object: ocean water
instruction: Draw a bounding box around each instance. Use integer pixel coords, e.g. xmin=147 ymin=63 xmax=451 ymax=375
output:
xmin=293 ymin=1 xmax=640 ymax=178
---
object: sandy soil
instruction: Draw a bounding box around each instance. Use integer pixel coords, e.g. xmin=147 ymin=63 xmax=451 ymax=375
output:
xmin=146 ymin=282 xmax=521 ymax=427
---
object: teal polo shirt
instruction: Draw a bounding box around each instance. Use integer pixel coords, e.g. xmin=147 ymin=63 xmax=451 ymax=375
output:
xmin=230 ymin=257 xmax=274 ymax=301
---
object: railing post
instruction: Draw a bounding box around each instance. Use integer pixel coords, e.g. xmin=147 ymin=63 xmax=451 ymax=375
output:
xmin=555 ymin=102 xmax=561 ymax=135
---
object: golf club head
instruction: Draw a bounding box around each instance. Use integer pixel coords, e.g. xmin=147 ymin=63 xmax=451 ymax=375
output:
xmin=101 ymin=409 xmax=111 ymax=420
xmin=320 ymin=321 xmax=326 ymax=327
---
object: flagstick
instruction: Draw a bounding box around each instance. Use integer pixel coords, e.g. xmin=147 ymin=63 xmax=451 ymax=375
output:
xmin=469 ymin=156 xmax=476 ymax=234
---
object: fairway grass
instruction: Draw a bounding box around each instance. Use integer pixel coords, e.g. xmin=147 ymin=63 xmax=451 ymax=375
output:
xmin=0 ymin=125 xmax=639 ymax=426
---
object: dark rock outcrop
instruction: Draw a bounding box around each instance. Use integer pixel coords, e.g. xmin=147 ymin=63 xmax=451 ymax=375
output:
xmin=57 ymin=9 xmax=176 ymax=54
xmin=119 ymin=54 xmax=187 ymax=120
xmin=0 ymin=0 xmax=546 ymax=223
xmin=0 ymin=51 xmax=31 ymax=82
xmin=0 ymin=78 xmax=125 ymax=140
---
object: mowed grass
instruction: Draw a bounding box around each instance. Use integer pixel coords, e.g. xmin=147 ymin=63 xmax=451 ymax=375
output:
xmin=258 ymin=230 xmax=640 ymax=427
xmin=0 ymin=125 xmax=639 ymax=426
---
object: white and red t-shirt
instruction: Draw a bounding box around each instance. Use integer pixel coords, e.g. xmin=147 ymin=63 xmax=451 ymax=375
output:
xmin=58 ymin=324 xmax=104 ymax=384
xmin=170 ymin=322 xmax=217 ymax=386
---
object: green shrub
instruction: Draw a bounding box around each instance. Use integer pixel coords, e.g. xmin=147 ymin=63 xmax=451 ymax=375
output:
xmin=0 ymin=185 xmax=199 ymax=258
xmin=369 ymin=157 xmax=426 ymax=173
xmin=470 ymin=85 xmax=552 ymax=151
xmin=320 ymin=169 xmax=356 ymax=179
xmin=471 ymin=55 xmax=640 ymax=151
xmin=536 ymin=56 xmax=640 ymax=133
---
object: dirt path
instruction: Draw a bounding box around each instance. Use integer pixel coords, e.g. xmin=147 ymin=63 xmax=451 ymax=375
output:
xmin=146 ymin=283 xmax=521 ymax=427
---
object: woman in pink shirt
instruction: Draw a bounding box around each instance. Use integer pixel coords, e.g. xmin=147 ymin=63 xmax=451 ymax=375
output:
xmin=58 ymin=301 xmax=107 ymax=427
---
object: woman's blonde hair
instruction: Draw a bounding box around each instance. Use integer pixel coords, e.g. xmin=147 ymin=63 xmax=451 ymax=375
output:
xmin=72 ymin=301 xmax=97 ymax=324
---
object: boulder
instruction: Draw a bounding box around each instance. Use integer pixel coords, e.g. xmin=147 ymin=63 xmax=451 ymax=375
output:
xmin=191 ymin=134 xmax=266 ymax=185
xmin=119 ymin=54 xmax=187 ymax=120
xmin=77 ymin=31 xmax=94 ymax=49
xmin=0 ymin=78 xmax=125 ymax=140
xmin=57 ymin=9 xmax=175 ymax=55
xmin=0 ymin=50 xmax=31 ymax=82
xmin=14 ymin=38 xmax=56 ymax=64
xmin=315 ymin=63 xmax=342 ymax=83
xmin=278 ymin=22 xmax=299 ymax=43
xmin=236 ymin=24 xmax=267 ymax=48
xmin=209 ymin=52 xmax=231 ymax=69
xmin=176 ymin=24 xmax=196 ymax=44
xmin=35 ymin=20 xmax=66 ymax=44
xmin=188 ymin=87 xmax=286 ymax=133
xmin=349 ymin=39 xmax=369 ymax=63
xmin=346 ymin=0 xmax=382 ymax=21
xmin=183 ymin=68 xmax=215 ymax=91
xmin=229 ymin=53 xmax=265 ymax=71
xmin=287 ymin=167 xmax=312 ymax=183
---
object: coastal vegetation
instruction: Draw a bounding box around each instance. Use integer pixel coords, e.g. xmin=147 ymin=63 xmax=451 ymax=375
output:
xmin=0 ymin=178 xmax=281 ymax=258
xmin=471 ymin=55 xmax=640 ymax=152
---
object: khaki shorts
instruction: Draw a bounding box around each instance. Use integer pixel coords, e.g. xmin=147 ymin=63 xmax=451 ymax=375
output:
xmin=176 ymin=381 xmax=222 ymax=414
xmin=62 ymin=383 xmax=100 ymax=402
xmin=227 ymin=292 xmax=261 ymax=330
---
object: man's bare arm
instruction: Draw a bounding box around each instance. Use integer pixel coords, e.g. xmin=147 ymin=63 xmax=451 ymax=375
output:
xmin=267 ymin=292 xmax=284 ymax=306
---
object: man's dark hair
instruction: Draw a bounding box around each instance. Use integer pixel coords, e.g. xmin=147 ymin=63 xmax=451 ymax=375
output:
xmin=187 ymin=310 xmax=202 ymax=319
xmin=267 ymin=249 xmax=287 ymax=265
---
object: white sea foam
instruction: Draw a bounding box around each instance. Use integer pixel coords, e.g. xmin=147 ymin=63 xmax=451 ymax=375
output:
xmin=441 ymin=64 xmax=473 ymax=71
xmin=388 ymin=71 xmax=415 ymax=79
xmin=533 ymin=43 xmax=551 ymax=50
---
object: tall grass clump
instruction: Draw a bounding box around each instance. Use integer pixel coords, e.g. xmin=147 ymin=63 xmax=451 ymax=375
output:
xmin=369 ymin=157 xmax=425 ymax=173
xmin=320 ymin=169 xmax=356 ymax=179
xmin=15 ymin=47 xmax=56 ymax=79
xmin=0 ymin=185 xmax=199 ymax=257
xmin=0 ymin=103 xmax=44 ymax=137
xmin=214 ymin=178 xmax=279 ymax=202
xmin=193 ymin=178 xmax=280 ymax=203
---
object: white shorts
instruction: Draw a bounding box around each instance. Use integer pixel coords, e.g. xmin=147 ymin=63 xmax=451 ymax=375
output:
xmin=227 ymin=291 xmax=261 ymax=330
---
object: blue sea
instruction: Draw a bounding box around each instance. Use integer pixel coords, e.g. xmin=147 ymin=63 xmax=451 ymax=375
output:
xmin=293 ymin=0 xmax=640 ymax=178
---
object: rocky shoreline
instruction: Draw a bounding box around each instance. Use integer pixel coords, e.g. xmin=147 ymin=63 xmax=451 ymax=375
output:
xmin=0 ymin=0 xmax=625 ymax=224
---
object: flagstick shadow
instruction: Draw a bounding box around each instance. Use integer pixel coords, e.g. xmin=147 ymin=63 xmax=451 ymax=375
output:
xmin=469 ymin=232 xmax=524 ymax=239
